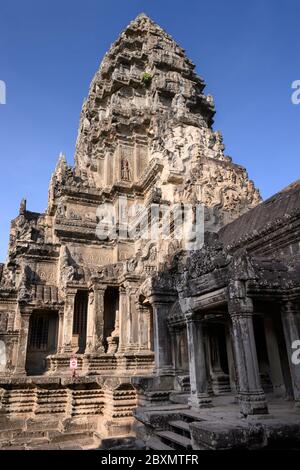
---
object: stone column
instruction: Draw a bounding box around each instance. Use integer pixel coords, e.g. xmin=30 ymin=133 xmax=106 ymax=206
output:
xmin=121 ymin=283 xmax=139 ymax=354
xmin=92 ymin=286 xmax=106 ymax=353
xmin=118 ymin=286 xmax=128 ymax=353
xmin=62 ymin=289 xmax=77 ymax=353
xmin=138 ymin=304 xmax=151 ymax=352
xmin=57 ymin=310 xmax=64 ymax=353
xmin=264 ymin=313 xmax=285 ymax=397
xmin=129 ymin=292 xmax=139 ymax=351
xmin=14 ymin=312 xmax=31 ymax=376
xmin=146 ymin=305 xmax=154 ymax=352
xmin=86 ymin=289 xmax=95 ymax=353
xmin=281 ymin=302 xmax=300 ymax=403
xmin=152 ymin=300 xmax=173 ymax=376
xmin=228 ymin=298 xmax=268 ymax=415
xmin=225 ymin=323 xmax=236 ymax=393
xmin=186 ymin=313 xmax=212 ymax=408
xmin=170 ymin=327 xmax=183 ymax=374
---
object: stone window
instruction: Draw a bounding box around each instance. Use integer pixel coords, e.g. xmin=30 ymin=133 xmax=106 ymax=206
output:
xmin=28 ymin=314 xmax=49 ymax=351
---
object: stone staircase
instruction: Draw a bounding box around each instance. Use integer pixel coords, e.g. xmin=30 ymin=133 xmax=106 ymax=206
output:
xmin=146 ymin=410 xmax=203 ymax=451
xmin=138 ymin=401 xmax=300 ymax=451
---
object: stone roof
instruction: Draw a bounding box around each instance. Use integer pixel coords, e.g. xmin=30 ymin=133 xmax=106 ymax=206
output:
xmin=219 ymin=179 xmax=300 ymax=248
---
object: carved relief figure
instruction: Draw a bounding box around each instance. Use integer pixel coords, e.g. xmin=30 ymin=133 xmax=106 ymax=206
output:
xmin=121 ymin=158 xmax=132 ymax=181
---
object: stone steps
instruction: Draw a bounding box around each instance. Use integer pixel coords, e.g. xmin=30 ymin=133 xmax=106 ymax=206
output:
xmin=136 ymin=405 xmax=197 ymax=451
xmin=156 ymin=430 xmax=192 ymax=450
xmin=181 ymin=409 xmax=205 ymax=422
xmin=147 ymin=437 xmax=174 ymax=451
xmin=169 ymin=419 xmax=191 ymax=436
xmin=169 ymin=392 xmax=190 ymax=405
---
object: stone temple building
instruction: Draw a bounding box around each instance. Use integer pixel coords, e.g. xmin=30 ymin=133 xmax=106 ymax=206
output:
xmin=0 ymin=14 xmax=300 ymax=450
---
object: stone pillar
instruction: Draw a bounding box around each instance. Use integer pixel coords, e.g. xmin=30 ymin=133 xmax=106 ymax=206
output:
xmin=92 ymin=286 xmax=106 ymax=353
xmin=264 ymin=313 xmax=285 ymax=397
xmin=57 ymin=310 xmax=64 ymax=353
xmin=121 ymin=283 xmax=139 ymax=353
xmin=62 ymin=289 xmax=77 ymax=353
xmin=14 ymin=312 xmax=31 ymax=375
xmin=186 ymin=313 xmax=212 ymax=408
xmin=138 ymin=304 xmax=151 ymax=352
xmin=86 ymin=288 xmax=95 ymax=353
xmin=225 ymin=324 xmax=236 ymax=393
xmin=281 ymin=302 xmax=300 ymax=403
xmin=129 ymin=293 xmax=139 ymax=351
xmin=181 ymin=327 xmax=189 ymax=373
xmin=146 ymin=305 xmax=154 ymax=352
xmin=229 ymin=298 xmax=268 ymax=415
xmin=152 ymin=300 xmax=173 ymax=375
xmin=170 ymin=327 xmax=183 ymax=374
xmin=118 ymin=286 xmax=127 ymax=353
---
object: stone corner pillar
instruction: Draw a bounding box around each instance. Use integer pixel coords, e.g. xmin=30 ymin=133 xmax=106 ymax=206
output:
xmin=228 ymin=296 xmax=268 ymax=416
xmin=117 ymin=285 xmax=127 ymax=354
xmin=85 ymin=286 xmax=106 ymax=354
xmin=94 ymin=285 xmax=106 ymax=353
xmin=137 ymin=303 xmax=153 ymax=353
xmin=185 ymin=312 xmax=212 ymax=409
xmin=61 ymin=288 xmax=77 ymax=354
xmin=150 ymin=296 xmax=174 ymax=376
xmin=14 ymin=311 xmax=31 ymax=376
xmin=281 ymin=301 xmax=300 ymax=404
xmin=56 ymin=308 xmax=65 ymax=353
xmin=169 ymin=325 xmax=182 ymax=375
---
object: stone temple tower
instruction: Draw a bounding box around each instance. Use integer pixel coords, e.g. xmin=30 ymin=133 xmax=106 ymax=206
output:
xmin=0 ymin=14 xmax=263 ymax=447
xmin=73 ymin=13 xmax=260 ymax=221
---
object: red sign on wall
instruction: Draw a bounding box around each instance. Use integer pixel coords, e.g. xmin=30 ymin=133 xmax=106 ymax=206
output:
xmin=70 ymin=357 xmax=78 ymax=369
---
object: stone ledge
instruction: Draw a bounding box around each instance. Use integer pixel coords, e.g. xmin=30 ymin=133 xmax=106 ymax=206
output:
xmin=190 ymin=420 xmax=264 ymax=450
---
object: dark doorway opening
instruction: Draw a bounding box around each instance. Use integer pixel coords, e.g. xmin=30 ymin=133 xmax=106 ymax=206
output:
xmin=26 ymin=311 xmax=58 ymax=375
xmin=103 ymin=286 xmax=119 ymax=352
xmin=253 ymin=301 xmax=293 ymax=399
xmin=73 ymin=290 xmax=88 ymax=353
xmin=206 ymin=321 xmax=231 ymax=395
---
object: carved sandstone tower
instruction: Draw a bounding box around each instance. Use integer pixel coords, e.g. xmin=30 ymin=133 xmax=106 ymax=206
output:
xmin=0 ymin=14 xmax=261 ymax=447
xmin=73 ymin=13 xmax=260 ymax=222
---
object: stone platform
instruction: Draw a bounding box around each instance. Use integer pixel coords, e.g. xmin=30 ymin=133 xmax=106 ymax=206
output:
xmin=0 ymin=374 xmax=139 ymax=450
xmin=135 ymin=395 xmax=300 ymax=450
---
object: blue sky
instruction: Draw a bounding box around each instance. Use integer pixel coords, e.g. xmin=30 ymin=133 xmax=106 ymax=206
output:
xmin=0 ymin=0 xmax=299 ymax=261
